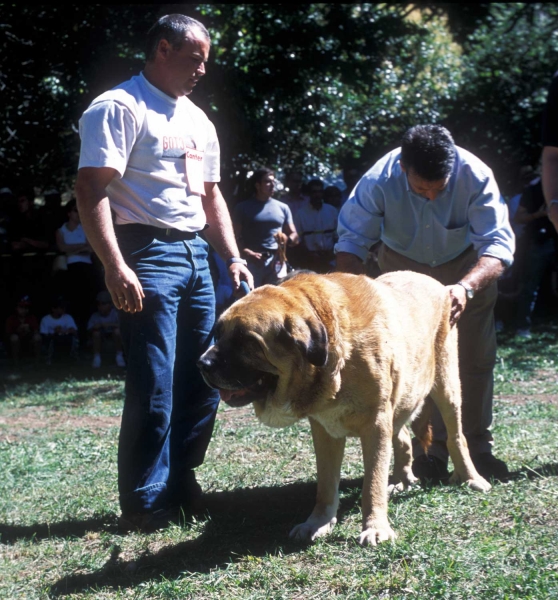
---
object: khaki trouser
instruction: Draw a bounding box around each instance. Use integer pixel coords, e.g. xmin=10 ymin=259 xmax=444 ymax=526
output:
xmin=378 ymin=243 xmax=498 ymax=461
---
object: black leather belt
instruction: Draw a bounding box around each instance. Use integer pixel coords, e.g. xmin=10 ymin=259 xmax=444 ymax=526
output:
xmin=115 ymin=223 xmax=198 ymax=241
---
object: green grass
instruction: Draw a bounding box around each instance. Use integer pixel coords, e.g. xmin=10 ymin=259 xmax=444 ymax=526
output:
xmin=0 ymin=321 xmax=557 ymax=599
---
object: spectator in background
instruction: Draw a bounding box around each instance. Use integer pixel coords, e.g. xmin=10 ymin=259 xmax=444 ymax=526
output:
xmin=55 ymin=198 xmax=97 ymax=343
xmin=512 ymin=176 xmax=557 ymax=338
xmin=39 ymin=188 xmax=65 ymax=252
xmin=280 ymin=169 xmax=309 ymax=219
xmin=294 ymin=178 xmax=339 ymax=273
xmin=5 ymin=294 xmax=41 ymax=365
xmin=234 ymin=167 xmax=299 ymax=287
xmin=340 ymin=162 xmax=362 ymax=206
xmin=542 ymin=71 xmax=558 ymax=232
xmin=324 ymin=185 xmax=343 ymax=210
xmin=88 ymin=290 xmax=125 ymax=368
xmin=7 ymin=191 xmax=48 ymax=254
xmin=40 ymin=296 xmax=78 ymax=365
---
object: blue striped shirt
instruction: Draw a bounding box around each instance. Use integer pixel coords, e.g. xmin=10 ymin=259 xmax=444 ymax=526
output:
xmin=335 ymin=147 xmax=515 ymax=267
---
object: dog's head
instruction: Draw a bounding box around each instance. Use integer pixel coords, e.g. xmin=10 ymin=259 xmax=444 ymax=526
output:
xmin=197 ymin=281 xmax=330 ymax=425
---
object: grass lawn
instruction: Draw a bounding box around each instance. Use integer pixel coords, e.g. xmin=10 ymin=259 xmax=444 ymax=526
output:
xmin=0 ymin=321 xmax=557 ymax=599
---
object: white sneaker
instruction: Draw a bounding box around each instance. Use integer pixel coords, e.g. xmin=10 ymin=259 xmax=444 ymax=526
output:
xmin=116 ymin=352 xmax=126 ymax=367
xmin=516 ymin=328 xmax=532 ymax=339
xmin=92 ymin=354 xmax=101 ymax=368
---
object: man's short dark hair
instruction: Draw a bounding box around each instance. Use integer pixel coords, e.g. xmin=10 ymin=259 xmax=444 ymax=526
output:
xmin=307 ymin=178 xmax=324 ymax=191
xmin=251 ymin=167 xmax=275 ymax=188
xmin=145 ymin=14 xmax=210 ymax=62
xmin=400 ymin=125 xmax=456 ymax=181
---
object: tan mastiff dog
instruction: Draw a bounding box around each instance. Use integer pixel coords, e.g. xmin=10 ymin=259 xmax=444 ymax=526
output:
xmin=198 ymin=271 xmax=490 ymax=546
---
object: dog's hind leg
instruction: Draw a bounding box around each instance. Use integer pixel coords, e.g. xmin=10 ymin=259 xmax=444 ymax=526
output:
xmin=289 ymin=417 xmax=346 ymax=541
xmin=389 ymin=423 xmax=418 ymax=494
xmin=431 ymin=328 xmax=491 ymax=492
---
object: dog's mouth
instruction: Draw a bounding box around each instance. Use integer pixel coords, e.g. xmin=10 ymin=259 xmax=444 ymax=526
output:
xmin=218 ymin=373 xmax=278 ymax=407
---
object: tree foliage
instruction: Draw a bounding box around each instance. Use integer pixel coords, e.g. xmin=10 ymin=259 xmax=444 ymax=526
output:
xmin=0 ymin=4 xmax=557 ymax=197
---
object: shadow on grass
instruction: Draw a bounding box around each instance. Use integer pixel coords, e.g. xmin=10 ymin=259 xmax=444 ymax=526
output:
xmin=0 ymin=359 xmax=125 ymax=393
xmin=0 ymin=460 xmax=550 ymax=596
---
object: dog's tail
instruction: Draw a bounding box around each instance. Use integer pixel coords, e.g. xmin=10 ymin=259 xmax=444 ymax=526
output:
xmin=411 ymin=397 xmax=433 ymax=454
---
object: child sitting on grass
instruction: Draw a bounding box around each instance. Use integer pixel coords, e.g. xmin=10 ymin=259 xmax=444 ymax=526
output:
xmin=40 ymin=296 xmax=79 ymax=365
xmin=87 ymin=290 xmax=125 ymax=368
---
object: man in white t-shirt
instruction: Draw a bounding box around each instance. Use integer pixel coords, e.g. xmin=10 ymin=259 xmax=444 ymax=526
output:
xmin=75 ymin=14 xmax=252 ymax=533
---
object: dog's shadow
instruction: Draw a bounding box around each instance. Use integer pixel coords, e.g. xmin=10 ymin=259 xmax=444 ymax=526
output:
xmin=7 ymin=478 xmax=358 ymax=596
xmin=4 ymin=462 xmax=557 ymax=596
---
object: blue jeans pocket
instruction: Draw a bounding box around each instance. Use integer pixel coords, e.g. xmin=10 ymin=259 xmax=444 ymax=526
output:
xmin=117 ymin=231 xmax=158 ymax=258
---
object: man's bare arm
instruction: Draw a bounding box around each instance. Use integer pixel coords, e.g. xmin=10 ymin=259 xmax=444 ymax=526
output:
xmin=202 ymin=182 xmax=254 ymax=290
xmin=542 ymin=146 xmax=558 ymax=232
xmin=75 ymin=167 xmax=144 ymax=312
xmin=447 ymin=255 xmax=505 ymax=326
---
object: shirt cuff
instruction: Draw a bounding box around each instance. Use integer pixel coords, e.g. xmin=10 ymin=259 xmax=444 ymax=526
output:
xmin=334 ymin=240 xmax=370 ymax=262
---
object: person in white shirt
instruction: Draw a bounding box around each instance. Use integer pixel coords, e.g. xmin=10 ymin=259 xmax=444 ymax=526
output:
xmin=294 ymin=178 xmax=339 ymax=273
xmin=75 ymin=14 xmax=252 ymax=533
xmin=40 ymin=297 xmax=78 ymax=365
xmin=87 ymin=290 xmax=125 ymax=368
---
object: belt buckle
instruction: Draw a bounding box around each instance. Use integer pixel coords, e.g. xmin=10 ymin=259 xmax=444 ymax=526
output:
xmin=164 ymin=228 xmax=173 ymax=237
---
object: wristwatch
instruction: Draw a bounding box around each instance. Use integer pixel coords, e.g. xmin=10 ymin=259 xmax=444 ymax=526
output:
xmin=457 ymin=281 xmax=474 ymax=300
xmin=227 ymin=257 xmax=248 ymax=267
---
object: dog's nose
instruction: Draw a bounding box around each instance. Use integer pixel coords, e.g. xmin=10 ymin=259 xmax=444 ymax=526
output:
xmin=197 ymin=348 xmax=217 ymax=373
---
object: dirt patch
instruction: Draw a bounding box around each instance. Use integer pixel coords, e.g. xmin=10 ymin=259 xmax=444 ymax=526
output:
xmin=497 ymin=394 xmax=558 ymax=406
xmin=0 ymin=407 xmax=121 ymax=442
xmin=0 ymin=403 xmax=256 ymax=442
xmin=2 ymin=393 xmax=556 ymax=443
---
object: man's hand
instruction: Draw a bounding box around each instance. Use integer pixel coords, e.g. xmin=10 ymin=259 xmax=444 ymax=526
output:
xmin=105 ymin=263 xmax=145 ymax=313
xmin=228 ymin=263 xmax=254 ymax=293
xmin=447 ymin=284 xmax=467 ymax=327
xmin=335 ymin=251 xmax=365 ymax=274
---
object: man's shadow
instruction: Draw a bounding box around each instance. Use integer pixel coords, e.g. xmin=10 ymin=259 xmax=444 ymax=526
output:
xmin=42 ymin=478 xmax=363 ymax=596
xmin=3 ymin=462 xmax=556 ymax=596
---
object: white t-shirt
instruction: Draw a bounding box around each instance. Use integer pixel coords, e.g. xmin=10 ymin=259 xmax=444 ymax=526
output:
xmin=58 ymin=223 xmax=92 ymax=265
xmin=78 ymin=73 xmax=220 ymax=232
xmin=40 ymin=313 xmax=77 ymax=335
xmin=295 ymin=202 xmax=339 ymax=252
xmin=87 ymin=308 xmax=119 ymax=331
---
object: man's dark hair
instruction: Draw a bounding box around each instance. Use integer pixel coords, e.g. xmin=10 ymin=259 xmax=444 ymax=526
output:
xmin=400 ymin=125 xmax=456 ymax=181
xmin=251 ymin=167 xmax=275 ymax=189
xmin=145 ymin=14 xmax=210 ymax=62
xmin=307 ymin=178 xmax=324 ymax=191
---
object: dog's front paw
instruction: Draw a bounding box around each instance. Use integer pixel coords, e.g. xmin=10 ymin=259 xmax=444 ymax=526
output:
xmin=289 ymin=517 xmax=337 ymax=542
xmin=358 ymin=523 xmax=396 ymax=546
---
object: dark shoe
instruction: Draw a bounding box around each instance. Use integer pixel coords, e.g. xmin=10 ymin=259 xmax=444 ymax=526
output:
xmin=173 ymin=470 xmax=205 ymax=515
xmin=471 ymin=453 xmax=509 ymax=481
xmin=412 ymin=455 xmax=450 ymax=484
xmin=118 ymin=508 xmax=176 ymax=534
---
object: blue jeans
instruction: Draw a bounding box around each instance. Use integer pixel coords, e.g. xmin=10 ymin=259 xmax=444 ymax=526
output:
xmin=116 ymin=227 xmax=219 ymax=515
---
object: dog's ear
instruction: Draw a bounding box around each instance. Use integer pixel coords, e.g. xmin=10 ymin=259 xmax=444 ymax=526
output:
xmin=278 ymin=315 xmax=328 ymax=367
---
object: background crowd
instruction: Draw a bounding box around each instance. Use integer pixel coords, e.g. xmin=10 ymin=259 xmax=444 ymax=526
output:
xmin=1 ymin=151 xmax=557 ymax=368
